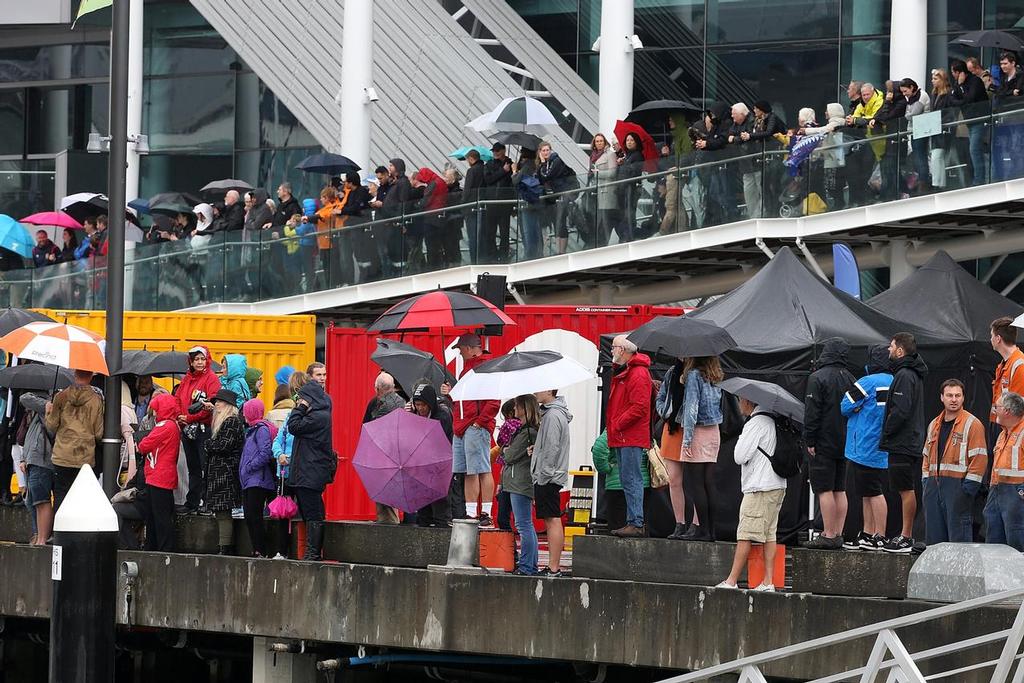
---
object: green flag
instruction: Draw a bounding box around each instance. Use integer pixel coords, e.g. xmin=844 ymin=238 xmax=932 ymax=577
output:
xmin=73 ymin=0 xmax=113 ymax=27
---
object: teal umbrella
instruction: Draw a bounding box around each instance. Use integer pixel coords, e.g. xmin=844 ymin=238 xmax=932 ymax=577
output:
xmin=448 ymin=145 xmax=493 ymax=162
xmin=0 ymin=215 xmax=35 ymax=259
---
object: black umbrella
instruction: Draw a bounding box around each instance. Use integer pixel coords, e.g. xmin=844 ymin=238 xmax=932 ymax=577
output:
xmin=296 ymin=153 xmax=360 ymax=175
xmin=149 ymin=192 xmax=202 ymax=216
xmin=371 ymin=339 xmax=455 ymax=395
xmin=0 ymin=364 xmax=74 ymax=392
xmin=117 ymin=349 xmax=222 ymax=376
xmin=488 ymin=130 xmax=545 ymax=150
xmin=719 ymin=377 xmax=804 ymax=424
xmin=626 ymin=98 xmax=702 ymax=129
xmin=200 ymin=179 xmax=254 ymax=196
xmin=953 ymin=30 xmax=1024 ymax=51
xmin=627 ymin=316 xmax=737 ymax=359
xmin=0 ymin=308 xmax=54 ymax=337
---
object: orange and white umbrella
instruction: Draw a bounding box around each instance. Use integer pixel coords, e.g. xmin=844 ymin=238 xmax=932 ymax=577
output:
xmin=0 ymin=322 xmax=108 ymax=375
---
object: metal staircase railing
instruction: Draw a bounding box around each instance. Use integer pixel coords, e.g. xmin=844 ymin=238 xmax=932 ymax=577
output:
xmin=657 ymin=588 xmax=1024 ymax=683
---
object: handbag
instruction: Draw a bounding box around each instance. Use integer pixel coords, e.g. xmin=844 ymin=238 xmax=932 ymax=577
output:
xmin=111 ymin=487 xmax=137 ymax=504
xmin=646 ymin=440 xmax=670 ymax=489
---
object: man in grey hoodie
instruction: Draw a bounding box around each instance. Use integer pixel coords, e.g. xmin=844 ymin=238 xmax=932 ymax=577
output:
xmin=531 ymin=390 xmax=572 ymax=576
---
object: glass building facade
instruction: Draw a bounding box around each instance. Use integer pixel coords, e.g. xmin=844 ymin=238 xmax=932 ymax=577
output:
xmin=510 ymin=0 xmax=1024 ymax=134
xmin=0 ymin=0 xmax=323 ymax=218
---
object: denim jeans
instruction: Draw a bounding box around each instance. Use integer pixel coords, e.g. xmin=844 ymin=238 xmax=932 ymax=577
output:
xmin=509 ymin=492 xmax=538 ymax=574
xmin=984 ymin=483 xmax=1024 ymax=551
xmin=923 ymin=476 xmax=973 ymax=544
xmin=520 ymin=209 xmax=542 ymax=260
xmin=614 ymin=447 xmax=645 ymax=528
xmin=968 ymin=123 xmax=988 ymax=185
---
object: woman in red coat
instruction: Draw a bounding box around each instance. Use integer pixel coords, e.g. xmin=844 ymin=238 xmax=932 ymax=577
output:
xmin=138 ymin=393 xmax=181 ymax=551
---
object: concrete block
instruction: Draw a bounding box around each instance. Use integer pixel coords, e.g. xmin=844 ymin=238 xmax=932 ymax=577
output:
xmin=572 ymin=534 xmax=736 ymax=586
xmin=320 ymin=522 xmax=451 ymax=567
xmin=907 ymin=543 xmax=1024 ymax=603
xmin=790 ymin=548 xmax=916 ymax=599
xmin=0 ymin=505 xmax=33 ymax=543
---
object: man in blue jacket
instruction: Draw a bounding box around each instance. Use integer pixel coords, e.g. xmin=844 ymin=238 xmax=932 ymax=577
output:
xmin=840 ymin=344 xmax=893 ymax=551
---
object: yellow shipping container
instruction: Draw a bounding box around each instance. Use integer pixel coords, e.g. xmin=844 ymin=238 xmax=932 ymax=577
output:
xmin=33 ymin=310 xmax=316 ymax=402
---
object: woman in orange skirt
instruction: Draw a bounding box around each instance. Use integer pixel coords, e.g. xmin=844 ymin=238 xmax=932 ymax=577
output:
xmin=655 ymin=359 xmax=692 ymax=539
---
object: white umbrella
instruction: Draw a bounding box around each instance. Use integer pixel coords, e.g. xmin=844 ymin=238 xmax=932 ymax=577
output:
xmin=449 ymin=350 xmax=595 ymax=401
xmin=1012 ymin=312 xmax=1024 ymax=329
xmin=465 ymin=96 xmax=559 ymax=134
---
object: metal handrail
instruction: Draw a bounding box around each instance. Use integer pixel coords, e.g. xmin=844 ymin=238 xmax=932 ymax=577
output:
xmin=658 ymin=588 xmax=1024 ymax=683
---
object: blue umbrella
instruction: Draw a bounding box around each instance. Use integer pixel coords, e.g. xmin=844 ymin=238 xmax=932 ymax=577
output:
xmin=128 ymin=198 xmax=151 ymax=215
xmin=0 ymin=215 xmax=36 ymax=259
xmin=295 ymin=152 xmax=361 ymax=175
xmin=448 ymin=145 xmax=493 ymax=162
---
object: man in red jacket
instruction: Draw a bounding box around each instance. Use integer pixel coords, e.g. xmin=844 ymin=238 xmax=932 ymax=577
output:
xmin=175 ymin=345 xmax=221 ymax=514
xmin=450 ymin=334 xmax=500 ymax=526
xmin=607 ymin=335 xmax=652 ymax=538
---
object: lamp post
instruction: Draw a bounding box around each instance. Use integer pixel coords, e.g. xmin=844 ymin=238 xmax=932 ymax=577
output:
xmin=100 ymin=0 xmax=130 ymax=499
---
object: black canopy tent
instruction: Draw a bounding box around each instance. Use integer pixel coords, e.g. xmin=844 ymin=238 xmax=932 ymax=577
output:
xmin=868 ymin=249 xmax=1023 ymax=422
xmin=598 ymin=247 xmax=977 ymax=542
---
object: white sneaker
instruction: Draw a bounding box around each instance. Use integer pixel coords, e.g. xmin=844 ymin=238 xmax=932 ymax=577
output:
xmin=715 ymin=580 xmax=738 ymax=589
xmin=753 ymin=583 xmax=776 ymax=592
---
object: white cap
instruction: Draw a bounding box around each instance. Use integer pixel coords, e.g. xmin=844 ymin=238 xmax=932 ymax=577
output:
xmin=52 ymin=466 xmax=118 ymax=533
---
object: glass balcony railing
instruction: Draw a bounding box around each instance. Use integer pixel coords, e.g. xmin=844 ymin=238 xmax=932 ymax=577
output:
xmin=4 ymin=97 xmax=1024 ymax=312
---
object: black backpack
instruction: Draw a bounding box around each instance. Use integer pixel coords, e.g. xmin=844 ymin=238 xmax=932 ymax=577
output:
xmin=757 ymin=413 xmax=806 ymax=479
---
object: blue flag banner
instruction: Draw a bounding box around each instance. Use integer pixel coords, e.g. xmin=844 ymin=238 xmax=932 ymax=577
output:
xmin=833 ymin=242 xmax=861 ymax=299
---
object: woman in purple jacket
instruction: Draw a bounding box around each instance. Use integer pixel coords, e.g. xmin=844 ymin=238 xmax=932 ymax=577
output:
xmin=239 ymin=398 xmax=278 ymax=557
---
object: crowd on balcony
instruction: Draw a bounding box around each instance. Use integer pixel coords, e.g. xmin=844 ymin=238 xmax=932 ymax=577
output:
xmin=3 ymin=55 xmax=1018 ymax=309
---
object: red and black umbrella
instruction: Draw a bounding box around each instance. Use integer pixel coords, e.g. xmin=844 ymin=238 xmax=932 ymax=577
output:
xmin=368 ymin=290 xmax=515 ymax=333
xmin=614 ymin=119 xmax=660 ymax=173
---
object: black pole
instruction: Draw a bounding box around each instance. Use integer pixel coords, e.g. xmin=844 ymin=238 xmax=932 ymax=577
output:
xmin=101 ymin=0 xmax=130 ymax=499
xmin=49 ymin=468 xmax=118 ymax=683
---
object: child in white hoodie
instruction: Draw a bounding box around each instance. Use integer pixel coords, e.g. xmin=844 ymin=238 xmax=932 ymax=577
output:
xmin=717 ymin=397 xmax=787 ymax=591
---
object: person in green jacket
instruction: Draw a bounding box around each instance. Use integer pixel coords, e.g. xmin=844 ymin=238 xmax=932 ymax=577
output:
xmin=592 ymin=431 xmax=675 ymax=537
xmin=501 ymin=394 xmax=540 ymax=575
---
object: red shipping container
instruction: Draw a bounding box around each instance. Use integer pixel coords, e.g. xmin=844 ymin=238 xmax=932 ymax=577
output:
xmin=323 ymin=304 xmax=683 ymax=521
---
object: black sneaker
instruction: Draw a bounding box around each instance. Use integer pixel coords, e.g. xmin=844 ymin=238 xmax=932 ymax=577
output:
xmin=865 ymin=534 xmax=887 ymax=551
xmin=844 ymin=532 xmax=867 ymax=551
xmin=804 ymin=533 xmax=832 ymax=550
xmin=174 ymin=505 xmax=194 ymax=516
xmin=883 ymin=535 xmax=914 ymax=554
xmin=478 ymin=513 xmax=493 ymax=528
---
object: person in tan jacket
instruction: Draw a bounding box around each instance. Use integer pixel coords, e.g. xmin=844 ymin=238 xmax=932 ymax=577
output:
xmin=45 ymin=370 xmax=103 ymax=512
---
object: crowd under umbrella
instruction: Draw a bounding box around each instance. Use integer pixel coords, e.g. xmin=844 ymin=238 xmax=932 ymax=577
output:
xmin=718 ymin=377 xmax=804 ymax=424
xmin=0 ymin=321 xmax=109 ymax=376
xmin=59 ymin=192 xmax=109 ymax=225
xmin=296 ymin=152 xmax=360 ymax=176
xmin=370 ymin=338 xmax=456 ymax=396
xmin=353 ymin=409 xmax=454 ymax=513
xmin=0 ymin=215 xmax=36 ymax=259
xmin=626 ymin=315 xmax=737 ymax=359
xmin=449 ymin=350 xmax=596 ymax=401
xmin=0 ymin=363 xmax=74 ymax=392
xmin=952 ymin=29 xmax=1024 ymax=51
xmin=367 ymin=290 xmax=515 ymax=333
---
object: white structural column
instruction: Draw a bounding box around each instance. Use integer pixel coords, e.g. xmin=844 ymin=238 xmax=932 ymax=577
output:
xmin=889 ymin=0 xmax=927 ymax=87
xmin=126 ymin=0 xmax=144 ymax=202
xmin=596 ymin=0 xmax=636 ymax=139
xmin=888 ymin=239 xmax=914 ymax=284
xmin=339 ymin=0 xmax=374 ymax=171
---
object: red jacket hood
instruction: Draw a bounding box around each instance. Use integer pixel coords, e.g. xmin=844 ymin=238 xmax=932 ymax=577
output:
xmin=616 ymin=352 xmax=652 ymax=371
xmin=150 ymin=393 xmax=179 ymax=422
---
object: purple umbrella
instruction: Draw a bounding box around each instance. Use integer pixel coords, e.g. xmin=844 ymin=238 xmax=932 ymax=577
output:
xmin=353 ymin=409 xmax=453 ymax=513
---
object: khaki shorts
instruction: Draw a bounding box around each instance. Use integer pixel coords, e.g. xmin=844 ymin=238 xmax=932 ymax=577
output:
xmin=736 ymin=489 xmax=786 ymax=543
